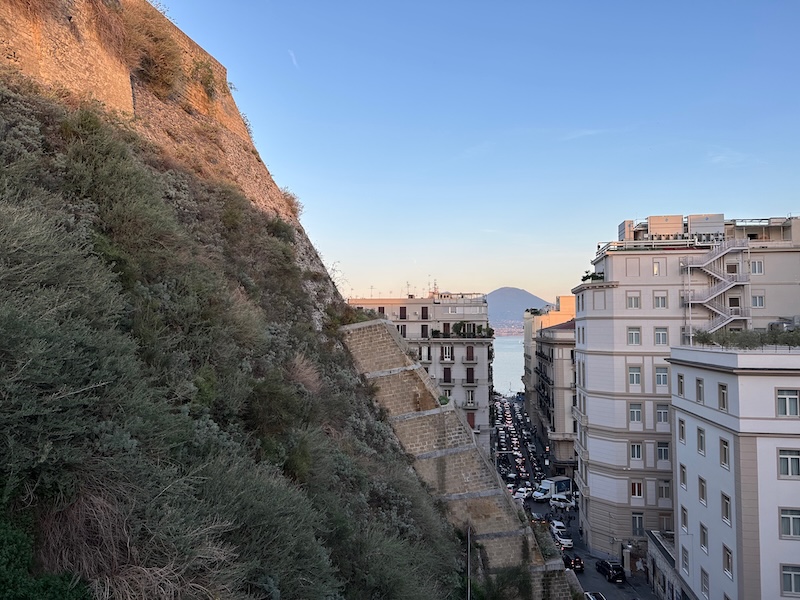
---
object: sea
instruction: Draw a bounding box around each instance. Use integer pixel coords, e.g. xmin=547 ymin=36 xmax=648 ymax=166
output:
xmin=492 ymin=335 xmax=525 ymax=397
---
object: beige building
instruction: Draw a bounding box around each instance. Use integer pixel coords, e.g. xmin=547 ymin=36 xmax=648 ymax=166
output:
xmin=522 ymin=296 xmax=576 ymax=444
xmin=532 ymin=319 xmax=577 ymax=479
xmin=571 ymin=214 xmax=800 ymax=560
xmin=667 ymin=345 xmax=800 ymax=600
xmin=347 ymin=291 xmax=494 ymax=452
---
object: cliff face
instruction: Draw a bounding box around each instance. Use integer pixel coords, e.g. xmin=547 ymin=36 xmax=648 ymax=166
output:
xmin=0 ymin=0 xmax=334 ymax=311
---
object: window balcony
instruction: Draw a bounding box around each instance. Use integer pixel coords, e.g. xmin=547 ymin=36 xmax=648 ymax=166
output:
xmin=461 ymin=378 xmax=479 ymax=387
xmin=438 ymin=378 xmax=455 ymax=387
xmin=461 ymin=356 xmax=478 ymax=364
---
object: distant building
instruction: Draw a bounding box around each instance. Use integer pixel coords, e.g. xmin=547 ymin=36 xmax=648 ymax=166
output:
xmin=532 ymin=319 xmax=577 ymax=480
xmin=522 ymin=296 xmax=576 ymax=445
xmin=347 ymin=291 xmax=494 ymax=452
xmin=668 ymin=344 xmax=800 ymax=600
xmin=571 ymin=214 xmax=800 ymax=563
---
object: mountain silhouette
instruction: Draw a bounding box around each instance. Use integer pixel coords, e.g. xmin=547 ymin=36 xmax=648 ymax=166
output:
xmin=487 ymin=287 xmax=551 ymax=325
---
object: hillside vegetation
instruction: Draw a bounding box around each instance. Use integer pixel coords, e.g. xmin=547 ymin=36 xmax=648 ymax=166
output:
xmin=0 ymin=72 xmax=464 ymax=599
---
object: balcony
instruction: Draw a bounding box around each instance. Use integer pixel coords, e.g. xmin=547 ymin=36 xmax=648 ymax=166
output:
xmin=571 ymin=405 xmax=587 ymax=426
xmin=535 ymin=349 xmax=552 ymax=363
xmin=461 ymin=356 xmax=478 ymax=364
xmin=461 ymin=378 xmax=480 ymax=387
xmin=438 ymin=378 xmax=455 ymax=387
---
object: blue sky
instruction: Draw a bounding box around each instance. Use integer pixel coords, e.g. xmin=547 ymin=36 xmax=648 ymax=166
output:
xmin=161 ymin=1 xmax=799 ymax=302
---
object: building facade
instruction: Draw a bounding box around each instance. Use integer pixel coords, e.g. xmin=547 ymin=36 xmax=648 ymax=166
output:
xmin=533 ymin=320 xmax=577 ymax=479
xmin=522 ymin=296 xmax=576 ymax=447
xmin=347 ymin=291 xmax=494 ymax=452
xmin=570 ymin=214 xmax=800 ymax=560
xmin=669 ymin=345 xmax=800 ymax=600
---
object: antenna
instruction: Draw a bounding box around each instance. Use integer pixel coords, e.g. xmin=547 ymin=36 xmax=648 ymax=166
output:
xmin=369 ymin=285 xmax=374 ymax=298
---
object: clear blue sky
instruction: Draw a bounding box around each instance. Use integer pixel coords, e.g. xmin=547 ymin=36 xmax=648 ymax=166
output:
xmin=161 ymin=1 xmax=799 ymax=302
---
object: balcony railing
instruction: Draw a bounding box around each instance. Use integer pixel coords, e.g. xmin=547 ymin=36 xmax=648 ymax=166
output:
xmin=438 ymin=378 xmax=455 ymax=387
xmin=461 ymin=356 xmax=478 ymax=364
xmin=461 ymin=378 xmax=480 ymax=387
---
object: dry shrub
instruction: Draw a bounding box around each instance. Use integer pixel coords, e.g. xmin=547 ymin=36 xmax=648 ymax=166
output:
xmin=281 ymin=187 xmax=303 ymax=219
xmin=86 ymin=0 xmax=128 ymax=60
xmin=120 ymin=1 xmax=183 ymax=99
xmin=286 ymin=352 xmax=322 ymax=395
xmin=38 ymin=488 xmax=133 ymax=580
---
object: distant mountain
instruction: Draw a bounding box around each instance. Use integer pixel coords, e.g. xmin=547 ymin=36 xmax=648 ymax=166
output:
xmin=487 ymin=287 xmax=550 ymax=329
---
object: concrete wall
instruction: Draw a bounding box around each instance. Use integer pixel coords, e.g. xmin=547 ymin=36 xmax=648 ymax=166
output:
xmin=342 ymin=319 xmax=573 ymax=599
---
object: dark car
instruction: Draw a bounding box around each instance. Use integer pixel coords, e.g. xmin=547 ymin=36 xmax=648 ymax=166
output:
xmin=562 ymin=553 xmax=584 ymax=572
xmin=595 ymin=559 xmax=626 ymax=583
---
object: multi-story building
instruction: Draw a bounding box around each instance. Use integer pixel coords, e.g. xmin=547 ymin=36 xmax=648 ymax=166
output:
xmin=668 ymin=345 xmax=800 ymax=600
xmin=571 ymin=214 xmax=800 ymax=561
xmin=522 ymin=296 xmax=576 ymax=440
xmin=347 ymin=291 xmax=494 ymax=452
xmin=533 ymin=319 xmax=577 ymax=479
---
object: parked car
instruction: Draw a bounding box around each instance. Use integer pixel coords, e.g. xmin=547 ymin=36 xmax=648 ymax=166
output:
xmin=550 ymin=493 xmax=576 ymax=510
xmin=595 ymin=559 xmax=626 ymax=583
xmin=562 ymin=553 xmax=584 ymax=572
xmin=552 ymin=529 xmax=573 ymax=549
xmin=550 ymin=520 xmax=567 ymax=536
xmin=584 ymin=593 xmax=607 ymax=600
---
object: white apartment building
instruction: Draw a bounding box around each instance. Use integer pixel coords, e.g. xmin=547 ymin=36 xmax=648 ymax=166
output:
xmin=347 ymin=291 xmax=494 ymax=452
xmin=533 ymin=319 xmax=577 ymax=479
xmin=669 ymin=345 xmax=800 ymax=600
xmin=571 ymin=214 xmax=800 ymax=561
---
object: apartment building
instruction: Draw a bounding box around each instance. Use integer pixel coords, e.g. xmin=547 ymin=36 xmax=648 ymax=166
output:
xmin=570 ymin=214 xmax=800 ymax=560
xmin=668 ymin=345 xmax=800 ymax=600
xmin=522 ymin=296 xmax=576 ymax=447
xmin=347 ymin=291 xmax=494 ymax=452
xmin=532 ymin=319 xmax=577 ymax=479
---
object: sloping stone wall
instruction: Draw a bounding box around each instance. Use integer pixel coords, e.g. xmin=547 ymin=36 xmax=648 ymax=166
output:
xmin=342 ymin=319 xmax=573 ymax=599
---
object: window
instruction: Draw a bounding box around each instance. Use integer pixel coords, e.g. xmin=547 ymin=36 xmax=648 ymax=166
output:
xmin=701 ymin=569 xmax=709 ymax=598
xmin=631 ymin=481 xmax=643 ymax=498
xmin=720 ymin=439 xmax=730 ymax=469
xmin=778 ymin=389 xmax=800 ymax=417
xmin=442 ymin=367 xmax=452 ymax=383
xmin=658 ymin=442 xmax=670 ymax=461
xmin=681 ymin=505 xmax=688 ymax=531
xmin=782 ymin=565 xmax=800 ymax=594
xmin=781 ymin=509 xmax=800 ymax=538
xmin=654 ymin=292 xmax=668 ymax=309
xmin=441 ymin=346 xmax=454 ymax=361
xmin=657 ymin=403 xmax=669 ymax=422
xmin=655 ymin=327 xmax=668 ymax=345
xmin=718 ymin=383 xmax=728 ymax=412
xmin=678 ymin=374 xmax=685 ymax=397
xmin=399 ymin=306 xmax=407 ymax=320
xmin=632 ymin=512 xmax=644 ymax=536
xmin=679 ymin=419 xmax=686 ymax=443
xmin=697 ymin=428 xmax=706 ymax=455
xmin=699 ymin=477 xmax=707 ymax=505
xmin=658 ymin=480 xmax=671 ymax=499
xmin=700 ymin=523 xmax=708 ymax=553
xmin=628 ymin=366 xmax=641 ymax=385
xmin=726 ymin=263 xmax=738 ymax=275
xmin=696 ymin=378 xmax=704 ymax=403
xmin=377 ymin=306 xmax=385 ymax=315
xmin=465 ymin=389 xmax=475 ymax=407
xmin=723 ymin=545 xmax=733 ymax=579
xmin=397 ymin=324 xmax=407 ymax=337
xmin=656 ymin=367 xmax=669 ymax=387
xmin=629 ymin=403 xmax=642 ymax=423
xmin=681 ymin=546 xmax=689 ymax=574
xmin=421 ymin=324 xmax=429 ymax=338
xmin=627 ymin=327 xmax=641 ymax=345
xmin=780 ymin=449 xmax=800 ymax=477
xmin=722 ymin=493 xmax=731 ymax=524
xmin=630 ymin=443 xmax=642 ymax=460
xmin=680 ymin=464 xmax=687 ymax=488
xmin=466 ymin=367 xmax=475 ymax=384
xmin=751 ymin=259 xmax=764 ymax=274
xmin=627 ymin=292 xmax=641 ymax=309
xmin=752 ymin=294 xmax=765 ymax=308
xmin=420 ymin=306 xmax=429 ymax=320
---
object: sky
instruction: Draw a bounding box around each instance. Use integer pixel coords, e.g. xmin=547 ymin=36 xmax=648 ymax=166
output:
xmin=160 ymin=1 xmax=800 ymax=302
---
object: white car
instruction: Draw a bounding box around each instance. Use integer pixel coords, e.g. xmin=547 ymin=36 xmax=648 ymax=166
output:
xmin=550 ymin=493 xmax=576 ymax=510
xmin=552 ymin=529 xmax=573 ymax=549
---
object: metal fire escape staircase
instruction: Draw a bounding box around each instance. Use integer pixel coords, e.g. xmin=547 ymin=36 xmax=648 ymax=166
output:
xmin=685 ymin=240 xmax=750 ymax=332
